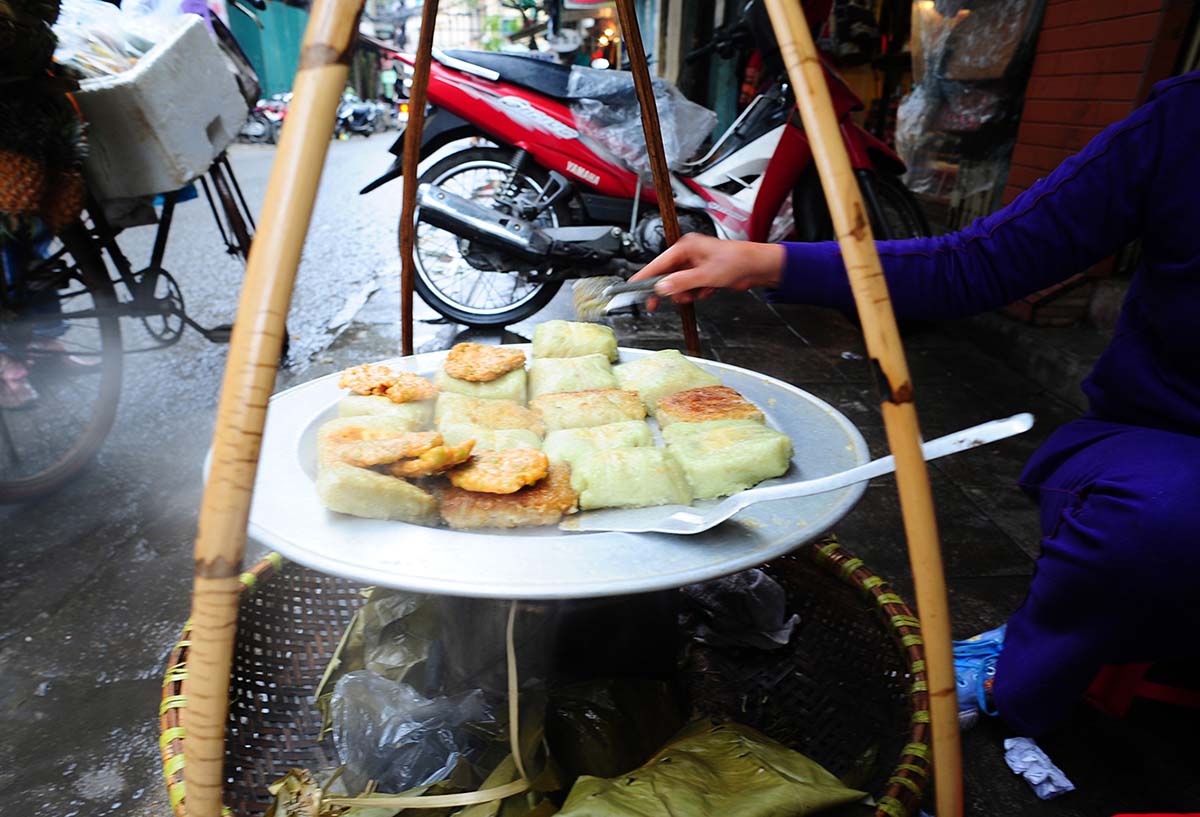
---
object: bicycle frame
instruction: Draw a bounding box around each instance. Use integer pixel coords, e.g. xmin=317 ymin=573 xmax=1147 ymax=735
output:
xmin=78 ymin=152 xmax=258 ymax=350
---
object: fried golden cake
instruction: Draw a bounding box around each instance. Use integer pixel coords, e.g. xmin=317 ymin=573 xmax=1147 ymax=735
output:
xmin=435 ymin=393 xmax=545 ymax=436
xmin=388 ymin=439 xmax=476 ymax=478
xmin=444 ymin=343 xmax=527 ymax=382
xmin=656 ymin=385 xmax=765 ymax=428
xmin=529 ymin=389 xmax=646 ymax=431
xmin=318 ymin=416 xmax=438 ymax=469
xmin=338 ymin=364 xmax=437 ymax=403
xmin=439 ymin=463 xmax=579 ymax=529
xmin=338 ymin=363 xmax=395 ymax=395
xmin=447 ymin=448 xmax=550 ymax=494
xmin=330 ymin=431 xmax=442 ymax=467
xmin=384 ymin=374 xmax=439 ymax=403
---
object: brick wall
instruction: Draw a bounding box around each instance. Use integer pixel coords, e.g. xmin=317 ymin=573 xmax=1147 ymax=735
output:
xmin=995 ymin=0 xmax=1197 ymax=325
xmin=1001 ymin=0 xmax=1166 ymax=205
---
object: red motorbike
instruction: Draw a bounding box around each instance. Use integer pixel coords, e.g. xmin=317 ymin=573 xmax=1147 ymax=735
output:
xmin=362 ymin=0 xmax=927 ymax=326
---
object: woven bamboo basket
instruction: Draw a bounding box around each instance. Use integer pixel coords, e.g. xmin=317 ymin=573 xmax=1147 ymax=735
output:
xmin=160 ymin=538 xmax=930 ymax=817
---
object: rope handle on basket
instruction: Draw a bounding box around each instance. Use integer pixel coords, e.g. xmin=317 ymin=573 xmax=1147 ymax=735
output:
xmin=323 ymin=601 xmax=530 ymax=810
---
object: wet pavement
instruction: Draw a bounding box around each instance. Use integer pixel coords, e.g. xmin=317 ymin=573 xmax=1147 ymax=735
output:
xmin=3 ymin=134 xmax=1198 ymax=816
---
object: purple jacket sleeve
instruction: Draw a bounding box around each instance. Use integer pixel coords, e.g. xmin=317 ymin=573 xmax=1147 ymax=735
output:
xmin=772 ymin=94 xmax=1168 ymax=320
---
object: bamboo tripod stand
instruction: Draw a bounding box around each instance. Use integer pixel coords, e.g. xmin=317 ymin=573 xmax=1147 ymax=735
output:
xmin=179 ymin=1 xmax=963 ymax=815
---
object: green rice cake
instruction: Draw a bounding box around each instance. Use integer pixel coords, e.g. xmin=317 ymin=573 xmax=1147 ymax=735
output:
xmin=542 ymin=420 xmax=653 ymax=468
xmin=663 ymin=419 xmax=793 ymax=499
xmin=529 ymin=353 xmax=618 ymax=399
xmin=435 ymin=392 xmax=544 ymax=436
xmin=571 ymin=447 xmax=692 ymax=510
xmin=439 ymin=423 xmax=543 ymax=451
xmin=336 ymin=394 xmax=433 ymax=428
xmin=316 ymin=462 xmax=438 ymax=523
xmin=532 ymin=320 xmax=619 ymax=361
xmin=434 ymin=367 xmax=527 ymax=403
xmin=614 ymin=349 xmax=721 ymax=415
xmin=530 ymin=389 xmax=646 ymax=431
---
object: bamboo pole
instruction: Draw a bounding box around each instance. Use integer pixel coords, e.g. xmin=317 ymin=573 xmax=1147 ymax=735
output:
xmin=613 ymin=0 xmax=702 ymax=357
xmin=398 ymin=0 xmax=440 ymax=356
xmin=760 ymin=2 xmax=962 ymax=815
xmin=180 ymin=0 xmax=363 ymax=813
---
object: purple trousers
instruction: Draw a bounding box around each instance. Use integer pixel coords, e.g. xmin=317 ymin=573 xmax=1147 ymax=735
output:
xmin=994 ymin=418 xmax=1200 ymax=736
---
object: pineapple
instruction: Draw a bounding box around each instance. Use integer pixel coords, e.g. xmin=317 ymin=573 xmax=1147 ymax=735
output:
xmin=41 ymin=168 xmax=85 ymax=231
xmin=39 ymin=104 xmax=88 ymax=231
xmin=0 ymin=0 xmax=84 ymax=232
xmin=0 ymin=151 xmax=47 ymax=215
xmin=0 ymin=91 xmax=52 ymax=216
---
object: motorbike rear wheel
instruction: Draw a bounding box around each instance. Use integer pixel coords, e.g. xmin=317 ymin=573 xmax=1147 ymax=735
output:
xmin=407 ymin=147 xmax=568 ymax=327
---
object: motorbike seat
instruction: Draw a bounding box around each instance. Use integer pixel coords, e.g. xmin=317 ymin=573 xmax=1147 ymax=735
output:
xmin=442 ymin=50 xmax=630 ymax=102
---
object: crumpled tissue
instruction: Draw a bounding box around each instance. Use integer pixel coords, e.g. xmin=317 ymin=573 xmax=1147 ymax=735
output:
xmin=1003 ymin=737 xmax=1075 ymax=800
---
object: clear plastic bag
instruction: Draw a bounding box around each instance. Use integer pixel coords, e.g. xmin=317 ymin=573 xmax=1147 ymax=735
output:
xmin=897 ymin=0 xmax=1043 ymax=199
xmin=330 ymin=670 xmax=495 ymax=795
xmin=567 ymin=67 xmax=717 ymax=180
xmin=53 ymin=0 xmax=186 ymax=77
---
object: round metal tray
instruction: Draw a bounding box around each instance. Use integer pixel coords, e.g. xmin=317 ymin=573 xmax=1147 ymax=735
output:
xmin=246 ymin=346 xmax=869 ymax=599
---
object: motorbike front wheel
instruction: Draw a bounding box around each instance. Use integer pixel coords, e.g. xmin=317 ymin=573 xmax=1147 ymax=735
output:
xmin=407 ymin=147 xmax=568 ymax=327
xmin=793 ymin=167 xmax=930 ymax=242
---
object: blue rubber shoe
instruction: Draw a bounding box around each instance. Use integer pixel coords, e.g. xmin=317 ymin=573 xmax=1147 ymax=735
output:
xmin=954 ymin=624 xmax=1005 ymax=729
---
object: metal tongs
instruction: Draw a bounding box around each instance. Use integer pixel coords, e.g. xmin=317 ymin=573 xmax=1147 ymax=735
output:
xmin=572 ymin=275 xmax=668 ymax=320
xmin=562 ymin=413 xmax=1035 ymax=535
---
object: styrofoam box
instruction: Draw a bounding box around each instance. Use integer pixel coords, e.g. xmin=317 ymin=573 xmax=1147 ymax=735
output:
xmin=75 ymin=16 xmax=248 ymax=201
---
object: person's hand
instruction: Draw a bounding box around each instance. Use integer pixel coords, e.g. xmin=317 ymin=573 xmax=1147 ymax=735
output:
xmin=629 ymin=234 xmax=785 ymax=311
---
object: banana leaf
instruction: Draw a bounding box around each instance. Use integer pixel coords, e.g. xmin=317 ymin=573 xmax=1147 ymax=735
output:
xmin=315 ymin=588 xmax=437 ymax=737
xmin=452 ymin=755 xmax=557 ymax=817
xmin=555 ymin=721 xmax=866 ymax=817
xmin=266 ymin=761 xmax=482 ymax=817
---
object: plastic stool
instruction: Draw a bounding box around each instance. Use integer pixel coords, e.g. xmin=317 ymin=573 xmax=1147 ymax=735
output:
xmin=1086 ymin=662 xmax=1200 ymax=718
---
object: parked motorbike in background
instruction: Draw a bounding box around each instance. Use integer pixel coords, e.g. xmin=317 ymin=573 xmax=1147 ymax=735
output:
xmin=336 ymin=93 xmax=387 ymax=137
xmin=362 ymin=0 xmax=928 ymax=327
xmin=239 ymin=94 xmax=287 ymax=144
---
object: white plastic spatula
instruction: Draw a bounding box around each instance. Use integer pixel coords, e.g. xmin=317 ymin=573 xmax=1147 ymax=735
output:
xmin=562 ymin=413 xmax=1034 ymax=535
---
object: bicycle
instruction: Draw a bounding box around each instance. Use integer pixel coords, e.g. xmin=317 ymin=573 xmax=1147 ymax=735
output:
xmin=0 ymin=151 xmax=261 ymax=502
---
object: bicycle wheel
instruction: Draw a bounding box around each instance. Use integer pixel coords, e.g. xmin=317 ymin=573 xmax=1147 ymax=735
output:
xmin=0 ymin=223 xmax=123 ymax=502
